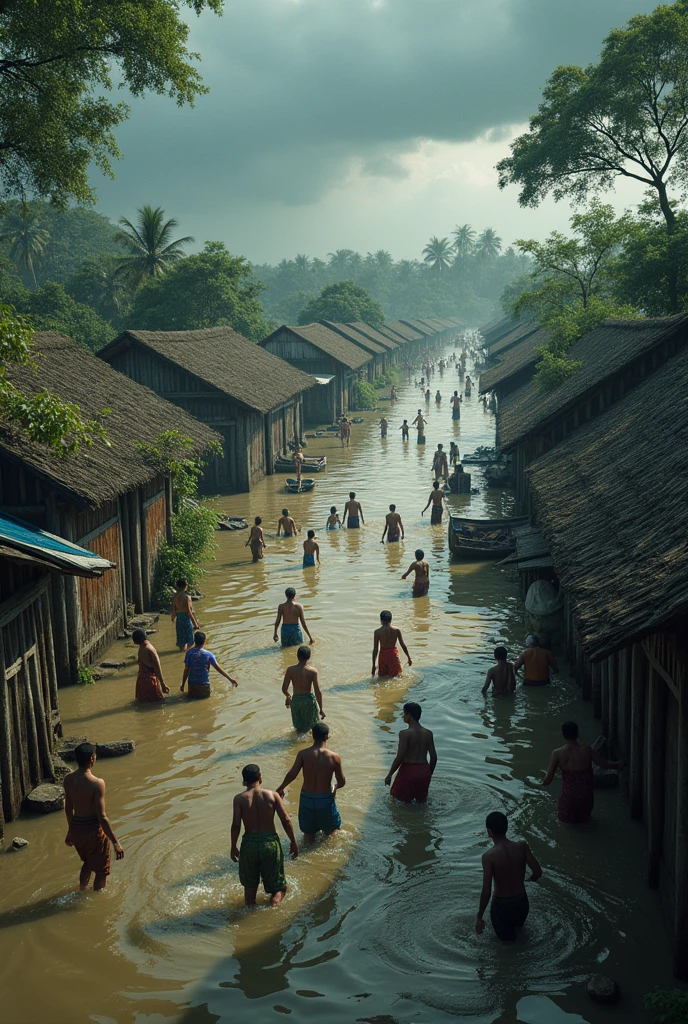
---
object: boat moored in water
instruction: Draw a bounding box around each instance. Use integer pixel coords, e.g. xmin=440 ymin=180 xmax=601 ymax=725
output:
xmin=448 ymin=513 xmax=530 ymax=560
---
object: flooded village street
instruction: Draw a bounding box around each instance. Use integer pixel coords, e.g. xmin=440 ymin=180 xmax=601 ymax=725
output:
xmin=0 ymin=349 xmax=677 ymax=1024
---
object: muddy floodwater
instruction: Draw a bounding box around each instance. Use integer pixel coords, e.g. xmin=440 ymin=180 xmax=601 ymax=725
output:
xmin=0 ymin=350 xmax=675 ymax=1024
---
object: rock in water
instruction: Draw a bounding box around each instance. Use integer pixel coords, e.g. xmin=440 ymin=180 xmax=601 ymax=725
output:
xmin=587 ymin=975 xmax=620 ymax=1005
xmin=56 ymin=736 xmax=87 ymax=761
xmin=12 ymin=837 xmax=29 ymax=849
xmin=95 ymin=740 xmax=135 ymax=758
xmin=25 ymin=783 xmax=65 ymax=814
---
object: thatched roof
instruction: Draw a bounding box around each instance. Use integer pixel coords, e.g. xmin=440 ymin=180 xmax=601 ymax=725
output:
xmin=345 ymin=321 xmax=399 ymax=350
xmin=479 ymin=327 xmax=548 ymax=393
xmin=498 ymin=313 xmax=688 ymax=451
xmin=529 ymin=342 xmax=688 ymax=661
xmin=1 ymin=332 xmax=219 ymax=508
xmin=481 ymin=316 xmax=522 ymax=347
xmin=266 ymin=323 xmax=371 ymax=370
xmin=400 ymin=318 xmax=435 ymax=336
xmin=321 ymin=322 xmax=386 ymax=356
xmin=377 ymin=322 xmax=421 ymax=344
xmin=102 ymin=327 xmax=315 ymax=415
xmin=488 ymin=320 xmax=538 ymax=357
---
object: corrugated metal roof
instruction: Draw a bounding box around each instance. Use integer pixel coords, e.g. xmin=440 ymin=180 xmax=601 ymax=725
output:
xmin=0 ymin=512 xmax=115 ymax=577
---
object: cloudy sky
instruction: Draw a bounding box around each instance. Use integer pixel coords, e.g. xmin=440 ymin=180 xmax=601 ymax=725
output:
xmin=94 ymin=0 xmax=659 ymax=264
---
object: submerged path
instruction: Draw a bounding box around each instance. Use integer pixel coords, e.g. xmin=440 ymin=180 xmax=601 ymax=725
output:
xmin=0 ymin=350 xmax=676 ymax=1024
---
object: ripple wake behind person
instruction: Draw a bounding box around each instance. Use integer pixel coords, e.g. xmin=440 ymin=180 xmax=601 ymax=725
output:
xmin=476 ymin=811 xmax=542 ymax=941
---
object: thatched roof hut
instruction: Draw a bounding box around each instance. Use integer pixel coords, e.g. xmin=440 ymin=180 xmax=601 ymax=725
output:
xmin=479 ymin=326 xmax=549 ymax=396
xmin=529 ymin=341 xmax=688 ymax=661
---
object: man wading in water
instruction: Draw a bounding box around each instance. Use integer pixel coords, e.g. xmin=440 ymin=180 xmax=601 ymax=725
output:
xmin=344 ymin=491 xmax=364 ymax=529
xmin=385 ymin=702 xmax=436 ymax=802
xmin=171 ymin=578 xmax=198 ymax=651
xmin=231 ymin=763 xmax=298 ymax=907
xmin=476 ymin=811 xmax=542 ymax=941
xmin=514 ymin=634 xmax=558 ymax=687
xmin=422 ymin=480 xmax=446 ymax=524
xmin=372 ymin=610 xmax=412 ymax=677
xmin=274 ymin=587 xmax=315 ymax=647
xmin=63 ymin=742 xmax=124 ymax=891
xmin=277 ymin=722 xmax=346 ymax=841
xmin=401 ymin=548 xmax=430 ymax=597
xmin=282 ymin=644 xmax=325 ymax=733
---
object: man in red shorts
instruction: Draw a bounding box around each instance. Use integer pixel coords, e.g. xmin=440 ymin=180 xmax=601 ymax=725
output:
xmin=384 ymin=702 xmax=437 ymax=803
xmin=372 ymin=610 xmax=412 ymax=677
xmin=63 ymin=742 xmax=124 ymax=890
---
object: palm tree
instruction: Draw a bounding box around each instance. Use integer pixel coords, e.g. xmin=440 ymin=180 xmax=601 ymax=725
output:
xmin=115 ymin=205 xmax=193 ymax=288
xmin=293 ymin=254 xmax=311 ymax=272
xmin=452 ymin=224 xmax=476 ymax=259
xmin=475 ymin=228 xmax=503 ymax=259
xmin=0 ymin=204 xmax=50 ymax=288
xmin=396 ymin=259 xmax=419 ymax=281
xmin=422 ymin=236 xmax=453 ymax=272
xmin=373 ymin=250 xmax=394 ymax=268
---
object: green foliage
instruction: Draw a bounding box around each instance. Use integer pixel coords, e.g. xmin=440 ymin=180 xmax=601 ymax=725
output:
xmin=297 ymin=280 xmax=385 ymax=327
xmin=422 ymin=236 xmax=454 ymax=272
xmin=0 ymin=0 xmax=223 ymax=206
xmin=135 ymin=430 xmax=223 ymax=506
xmin=0 ymin=303 xmax=110 ymax=453
xmin=373 ymin=367 xmax=400 ymax=390
xmin=644 ymin=987 xmax=688 ymax=1023
xmin=533 ymin=348 xmax=584 ymax=392
xmin=130 ymin=242 xmax=269 ymax=340
xmin=351 ymin=379 xmax=379 ymax=410
xmin=612 ymin=204 xmax=688 ymax=316
xmin=77 ymin=664 xmax=96 ymax=686
xmin=115 ymin=205 xmax=194 ymax=290
xmin=66 ymin=256 xmax=131 ymax=325
xmin=544 ymin=296 xmax=641 ymax=355
xmin=0 ymin=204 xmax=50 ymax=289
xmin=17 ymin=282 xmax=113 ymax=352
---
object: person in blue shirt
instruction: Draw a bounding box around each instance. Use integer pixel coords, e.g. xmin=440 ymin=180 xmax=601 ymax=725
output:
xmin=180 ymin=631 xmax=238 ymax=699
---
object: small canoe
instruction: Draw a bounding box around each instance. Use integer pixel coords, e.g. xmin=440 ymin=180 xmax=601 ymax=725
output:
xmin=286 ymin=478 xmax=315 ymax=492
xmin=275 ymin=455 xmax=327 ymax=473
xmin=448 ymin=514 xmax=530 ymax=560
xmin=217 ymin=516 xmax=248 ymax=531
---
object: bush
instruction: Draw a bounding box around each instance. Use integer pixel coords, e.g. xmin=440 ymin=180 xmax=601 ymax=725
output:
xmin=374 ymin=367 xmax=401 ymax=390
xmin=644 ymin=988 xmax=688 ymax=1023
xmin=351 ymin=379 xmax=379 ymax=410
xmin=534 ymin=347 xmax=583 ymax=392
xmin=152 ymin=502 xmax=217 ymax=606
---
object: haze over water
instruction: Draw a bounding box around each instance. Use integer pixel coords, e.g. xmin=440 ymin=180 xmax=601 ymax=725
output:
xmin=0 ymin=349 xmax=674 ymax=1023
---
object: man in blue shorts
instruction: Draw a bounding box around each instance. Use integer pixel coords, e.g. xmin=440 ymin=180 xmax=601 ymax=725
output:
xmin=180 ymin=631 xmax=238 ymax=698
xmin=277 ymin=722 xmax=345 ymax=842
xmin=273 ymin=588 xmax=315 ymax=647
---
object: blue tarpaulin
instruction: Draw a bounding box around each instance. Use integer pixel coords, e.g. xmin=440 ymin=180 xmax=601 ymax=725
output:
xmin=0 ymin=512 xmax=115 ymax=577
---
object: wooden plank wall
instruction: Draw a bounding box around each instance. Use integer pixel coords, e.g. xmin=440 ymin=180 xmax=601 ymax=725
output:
xmin=75 ymin=500 xmax=124 ymax=664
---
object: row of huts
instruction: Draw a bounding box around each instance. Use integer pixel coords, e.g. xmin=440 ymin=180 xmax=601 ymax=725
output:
xmin=0 ymin=315 xmax=462 ymax=834
xmin=479 ymin=312 xmax=688 ymax=978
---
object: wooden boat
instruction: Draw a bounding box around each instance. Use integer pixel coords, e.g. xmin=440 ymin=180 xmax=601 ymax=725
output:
xmin=274 ymin=454 xmax=327 ymax=473
xmin=448 ymin=514 xmax=530 ymax=560
xmin=286 ymin=478 xmax=315 ymax=492
xmin=217 ymin=516 xmax=248 ymax=531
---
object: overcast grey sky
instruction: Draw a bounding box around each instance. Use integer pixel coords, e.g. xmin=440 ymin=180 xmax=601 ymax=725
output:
xmin=94 ymin=0 xmax=659 ymax=263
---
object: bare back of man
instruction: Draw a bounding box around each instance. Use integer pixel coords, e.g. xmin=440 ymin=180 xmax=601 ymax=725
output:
xmin=484 ymin=838 xmax=529 ymax=899
xmin=400 ymin=723 xmax=434 ymax=765
xmin=277 ymin=729 xmax=346 ymax=841
xmin=375 ymin=623 xmax=402 ymax=652
xmin=284 ymin=661 xmax=318 ymax=696
xmin=236 ymin=785 xmax=282 ymax=834
xmin=171 ymin=591 xmax=192 ymax=616
xmin=300 ymin=745 xmax=342 ymax=794
xmin=64 ymin=753 xmax=123 ymax=891
xmin=484 ymin=661 xmax=516 ymax=695
xmin=280 ymin=600 xmax=304 ymax=626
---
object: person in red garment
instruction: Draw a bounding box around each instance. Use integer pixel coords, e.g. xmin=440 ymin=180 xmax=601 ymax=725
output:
xmin=372 ymin=610 xmax=412 ymax=677
xmin=132 ymin=630 xmax=169 ymax=702
xmin=542 ymin=721 xmax=626 ymax=823
xmin=385 ymin=702 xmax=437 ymax=802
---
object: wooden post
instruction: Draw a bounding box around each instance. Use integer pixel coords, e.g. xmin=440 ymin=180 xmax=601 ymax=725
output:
xmin=128 ymin=490 xmax=144 ymax=614
xmin=600 ymin=658 xmax=609 ymax=735
xmin=592 ymin=661 xmax=602 ymax=719
xmin=40 ymin=590 xmax=60 ymax=727
xmin=164 ymin=477 xmax=174 ymax=545
xmin=608 ymin=652 xmax=618 ymax=750
xmin=674 ymin=671 xmax=688 ymax=979
xmin=61 ymin=514 xmax=82 ymax=679
xmin=45 ymin=496 xmax=71 ymax=687
xmin=0 ymin=632 xmax=13 ymax=829
xmin=629 ymin=643 xmax=646 ymax=820
xmin=17 ymin=615 xmax=40 ymax=786
xmin=647 ymin=666 xmax=665 ymax=888
xmin=118 ymin=496 xmax=132 ymax=608
xmin=139 ymin=490 xmax=150 ymax=610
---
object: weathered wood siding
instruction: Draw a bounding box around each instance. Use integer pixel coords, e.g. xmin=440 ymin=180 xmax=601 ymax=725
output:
xmin=144 ymin=490 xmax=167 ymax=591
xmin=75 ymin=501 xmax=124 ymax=663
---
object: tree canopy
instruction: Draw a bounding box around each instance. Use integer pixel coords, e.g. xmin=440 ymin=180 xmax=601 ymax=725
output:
xmin=0 ymin=0 xmax=223 ymax=205
xmin=115 ymin=206 xmax=194 ymax=289
xmin=297 ymin=281 xmax=385 ymax=327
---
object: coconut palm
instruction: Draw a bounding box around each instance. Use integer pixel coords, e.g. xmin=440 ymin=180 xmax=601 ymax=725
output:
xmin=452 ymin=223 xmax=476 ymax=259
xmin=396 ymin=259 xmax=419 ymax=281
xmin=475 ymin=228 xmax=503 ymax=259
xmin=293 ymin=253 xmax=311 ymax=272
xmin=422 ymin=236 xmax=453 ymax=272
xmin=0 ymin=204 xmax=50 ymax=288
xmin=373 ymin=250 xmax=394 ymax=268
xmin=115 ymin=205 xmax=193 ymax=288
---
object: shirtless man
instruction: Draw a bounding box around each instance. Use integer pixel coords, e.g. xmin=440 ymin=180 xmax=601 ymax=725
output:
xmin=514 ymin=634 xmax=558 ymax=687
xmin=385 ymin=702 xmax=437 ymax=802
xmin=412 ymin=410 xmax=427 ymax=444
xmin=451 ymin=390 xmax=461 ymax=421
xmin=542 ymin=721 xmax=626 ymax=824
xmin=381 ymin=504 xmax=404 ymax=543
xmin=230 ymin=763 xmax=298 ymax=907
xmin=171 ymin=578 xmax=198 ymax=651
xmin=277 ymin=508 xmax=298 ymax=537
xmin=246 ymin=516 xmax=266 ymax=562
xmin=293 ymin=445 xmax=305 ymax=486
xmin=344 ymin=491 xmax=364 ymax=528
xmin=302 ymin=530 xmax=320 ymax=567
xmin=401 ymin=548 xmax=430 ymax=597
xmin=63 ymin=742 xmax=124 ymax=891
xmin=133 ymin=629 xmax=169 ymax=702
xmin=277 ymin=722 xmax=345 ymax=841
xmin=422 ymin=480 xmax=446 ymax=524
xmin=476 ymin=811 xmax=542 ymax=941
xmin=431 ymin=444 xmax=449 ymax=480
xmin=273 ymin=587 xmax=314 ymax=647
xmin=372 ymin=610 xmax=412 ymax=677
xmin=481 ymin=646 xmax=516 ymax=696
xmin=282 ymin=645 xmax=325 ymax=733
xmin=379 ymin=416 xmax=388 ymax=439
xmin=399 ymin=419 xmax=410 ymax=441
xmin=339 ymin=416 xmax=351 ymax=448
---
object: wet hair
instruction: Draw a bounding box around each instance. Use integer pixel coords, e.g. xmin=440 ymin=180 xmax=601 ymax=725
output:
xmin=404 ymin=701 xmax=422 ymax=721
xmin=282 ymin=508 xmax=289 ymax=516
xmin=561 ymin=721 xmax=579 ymax=740
xmin=454 ymin=390 xmax=458 ymax=396
xmin=74 ymin=741 xmax=96 ymax=767
xmin=389 ymin=504 xmax=396 ymax=511
xmin=254 ymin=516 xmax=262 ymax=525
xmin=312 ymin=722 xmax=329 ymax=741
xmin=486 ymin=811 xmax=508 ymax=836
xmin=380 ymin=610 xmax=392 ymax=623
xmin=242 ymin=763 xmax=261 ymax=784
xmin=285 ymin=587 xmax=296 ymax=599
xmin=415 ymin=549 xmax=424 ymax=560
xmin=403 ymin=419 xmax=408 ymax=423
xmin=176 ymin=579 xmax=187 ymax=589
xmin=494 ymin=646 xmax=508 ymax=661
xmin=330 ymin=506 xmax=337 ymax=514
xmin=437 ymin=443 xmax=443 ymax=449
xmin=349 ymin=491 xmax=356 ymax=498
xmin=433 ymin=480 xmax=440 ymax=488
xmin=297 ymin=645 xmax=311 ymax=661
xmin=307 ymin=529 xmax=315 ymax=538
xmin=194 ymin=631 xmax=206 ymax=646
xmin=132 ymin=629 xmax=147 ymax=644
xmin=527 ymin=634 xmax=540 ymax=646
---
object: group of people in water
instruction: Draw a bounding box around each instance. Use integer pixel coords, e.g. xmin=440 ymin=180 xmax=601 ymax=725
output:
xmin=61 ymin=340 xmax=625 ymax=948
